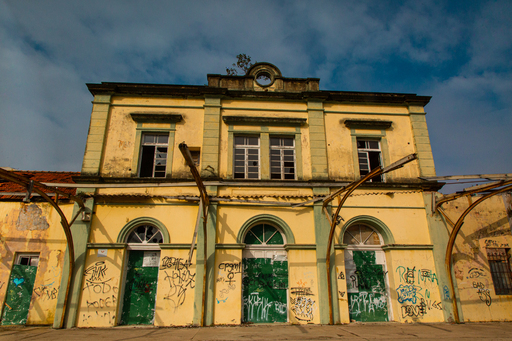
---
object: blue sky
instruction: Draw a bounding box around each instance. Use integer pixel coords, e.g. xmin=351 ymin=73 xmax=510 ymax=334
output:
xmin=1 ymin=0 xmax=511 ymax=191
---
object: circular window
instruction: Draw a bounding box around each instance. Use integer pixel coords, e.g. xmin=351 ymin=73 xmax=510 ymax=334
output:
xmin=127 ymin=225 xmax=163 ymax=244
xmin=255 ymin=71 xmax=273 ymax=87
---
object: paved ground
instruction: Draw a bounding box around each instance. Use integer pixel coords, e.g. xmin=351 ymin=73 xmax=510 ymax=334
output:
xmin=0 ymin=322 xmax=511 ymax=340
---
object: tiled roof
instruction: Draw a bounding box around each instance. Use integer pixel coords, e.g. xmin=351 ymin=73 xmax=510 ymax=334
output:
xmin=0 ymin=170 xmax=80 ymax=200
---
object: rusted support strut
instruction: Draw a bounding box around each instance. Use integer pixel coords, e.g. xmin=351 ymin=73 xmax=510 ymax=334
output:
xmin=179 ymin=143 xmax=209 ymax=327
xmin=0 ymin=168 xmax=85 ymax=328
xmin=322 ymin=153 xmax=417 ymax=324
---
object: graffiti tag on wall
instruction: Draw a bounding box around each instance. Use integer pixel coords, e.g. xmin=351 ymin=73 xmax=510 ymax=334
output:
xmin=81 ymin=261 xmax=118 ymax=326
xmin=161 ymin=257 xmax=195 ymax=309
xmin=217 ymin=262 xmax=241 ymax=301
xmin=290 ymin=280 xmax=317 ymax=322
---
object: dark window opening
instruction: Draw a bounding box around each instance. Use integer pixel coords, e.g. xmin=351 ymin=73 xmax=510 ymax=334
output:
xmin=487 ymin=248 xmax=512 ymax=295
xmin=139 ymin=134 xmax=169 ymax=178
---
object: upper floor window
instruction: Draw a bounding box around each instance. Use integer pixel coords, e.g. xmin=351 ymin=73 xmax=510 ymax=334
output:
xmin=234 ymin=136 xmax=260 ymax=179
xmin=357 ymin=139 xmax=382 ymax=182
xmin=487 ymin=248 xmax=512 ymax=295
xmin=270 ymin=137 xmax=296 ymax=180
xmin=139 ymin=134 xmax=168 ymax=178
xmin=16 ymin=253 xmax=39 ymax=267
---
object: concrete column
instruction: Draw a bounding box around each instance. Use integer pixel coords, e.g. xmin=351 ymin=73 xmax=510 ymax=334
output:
xmin=313 ymin=188 xmax=340 ymax=324
xmin=53 ymin=190 xmax=95 ymax=328
xmin=201 ymin=97 xmax=222 ymax=178
xmin=308 ymin=101 xmax=329 ymax=180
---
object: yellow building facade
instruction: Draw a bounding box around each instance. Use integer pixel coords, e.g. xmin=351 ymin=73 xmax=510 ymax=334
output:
xmin=1 ymin=63 xmax=511 ymax=327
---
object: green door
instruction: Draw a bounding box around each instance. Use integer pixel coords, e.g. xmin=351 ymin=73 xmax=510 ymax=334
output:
xmin=1 ymin=264 xmax=38 ymax=325
xmin=120 ymin=250 xmax=160 ymax=325
xmin=347 ymin=250 xmax=388 ymax=322
xmin=242 ymin=258 xmax=288 ymax=323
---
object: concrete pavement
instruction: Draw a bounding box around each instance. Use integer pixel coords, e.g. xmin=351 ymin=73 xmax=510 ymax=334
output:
xmin=0 ymin=322 xmax=511 ymax=340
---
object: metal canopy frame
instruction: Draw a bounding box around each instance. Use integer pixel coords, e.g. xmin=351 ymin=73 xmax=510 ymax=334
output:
xmin=434 ymin=178 xmax=512 ymax=323
xmin=0 ymin=168 xmax=85 ymax=328
xmin=322 ymin=153 xmax=418 ymax=324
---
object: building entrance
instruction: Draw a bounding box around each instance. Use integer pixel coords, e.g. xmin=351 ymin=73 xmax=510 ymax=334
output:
xmin=242 ymin=223 xmax=288 ymax=323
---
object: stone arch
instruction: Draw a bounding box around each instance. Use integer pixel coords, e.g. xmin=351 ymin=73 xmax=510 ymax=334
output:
xmin=339 ymin=215 xmax=395 ymax=245
xmin=237 ymin=214 xmax=295 ymax=244
xmin=117 ymin=217 xmax=170 ymax=244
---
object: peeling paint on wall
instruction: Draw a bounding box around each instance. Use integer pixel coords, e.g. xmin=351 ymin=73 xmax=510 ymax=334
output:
xmin=16 ymin=204 xmax=49 ymax=231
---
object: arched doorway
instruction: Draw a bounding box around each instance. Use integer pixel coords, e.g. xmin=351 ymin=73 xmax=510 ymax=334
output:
xmin=344 ymin=223 xmax=390 ymax=322
xmin=119 ymin=224 xmax=163 ymax=325
xmin=242 ymin=223 xmax=288 ymax=323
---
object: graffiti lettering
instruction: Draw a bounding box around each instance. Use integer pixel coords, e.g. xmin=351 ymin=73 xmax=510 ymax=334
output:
xmin=290 ymin=287 xmax=313 ymax=296
xmin=401 ymin=298 xmax=427 ymax=318
xmin=485 ymin=239 xmax=499 ymax=247
xmin=246 ymin=293 xmax=273 ymax=321
xmin=477 ymin=289 xmax=492 ymax=306
xmin=160 ymin=257 xmax=189 ymax=270
xmin=86 ymin=295 xmax=117 ymax=309
xmin=218 ymin=262 xmax=241 ymax=284
xmin=349 ymin=292 xmax=387 ymax=317
xmin=337 ymin=271 xmax=345 ymax=280
xmin=338 ymin=291 xmax=345 ymax=298
xmin=396 ymin=284 xmax=420 ymax=304
xmin=33 ymin=284 xmax=58 ymax=300
xmin=443 ymin=285 xmax=450 ymax=300
xmin=84 ymin=261 xmax=107 ymax=282
xmin=396 ymin=266 xmax=438 ymax=285
xmin=291 ymin=296 xmax=316 ymax=321
xmin=468 ymin=268 xmax=486 ymax=279
xmin=163 ymin=258 xmax=195 ymax=308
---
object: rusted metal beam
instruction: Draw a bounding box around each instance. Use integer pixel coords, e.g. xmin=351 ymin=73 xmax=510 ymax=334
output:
xmin=445 ymin=184 xmax=512 ymax=323
xmin=0 ymin=168 xmax=85 ymax=208
xmin=0 ymin=168 xmax=80 ymax=328
xmin=421 ymin=173 xmax=512 ymax=181
xmin=435 ymin=179 xmax=512 ymax=211
xmin=323 ymin=153 xmax=417 ymax=324
xmin=178 ymin=142 xmax=209 ymax=327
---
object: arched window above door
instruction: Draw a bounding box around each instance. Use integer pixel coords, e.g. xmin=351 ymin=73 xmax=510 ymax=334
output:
xmin=343 ymin=224 xmax=383 ymax=246
xmin=244 ymin=224 xmax=284 ymax=245
xmin=126 ymin=224 xmax=163 ymax=244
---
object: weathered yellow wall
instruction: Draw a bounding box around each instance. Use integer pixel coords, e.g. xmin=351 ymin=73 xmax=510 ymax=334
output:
xmin=76 ymin=248 xmax=124 ymax=327
xmin=90 ymin=202 xmax=198 ymax=244
xmin=288 ymin=249 xmax=320 ymax=324
xmin=0 ymin=201 xmax=72 ymax=325
xmin=154 ymin=249 xmax=196 ymax=326
xmin=323 ymin=104 xmax=421 ymax=181
xmin=386 ymin=250 xmax=444 ymax=322
xmin=215 ymin=205 xmax=314 ymax=245
xmin=100 ymin=97 xmax=205 ymax=178
xmin=213 ymin=250 xmax=242 ymax=325
xmin=444 ymin=193 xmax=512 ymax=322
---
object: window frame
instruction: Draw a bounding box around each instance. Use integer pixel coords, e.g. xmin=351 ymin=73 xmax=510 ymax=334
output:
xmin=138 ymin=133 xmax=170 ymax=178
xmin=233 ymin=135 xmax=261 ymax=180
xmin=356 ymin=138 xmax=384 ymax=182
xmin=15 ymin=253 xmax=39 ymax=267
xmin=487 ymin=248 xmax=512 ymax=295
xmin=270 ymin=136 xmax=296 ymax=180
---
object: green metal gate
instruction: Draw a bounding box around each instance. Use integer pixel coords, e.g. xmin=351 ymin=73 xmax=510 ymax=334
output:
xmin=120 ymin=250 xmax=160 ymax=325
xmin=1 ymin=264 xmax=38 ymax=325
xmin=242 ymin=258 xmax=288 ymax=323
xmin=347 ymin=250 xmax=388 ymax=322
